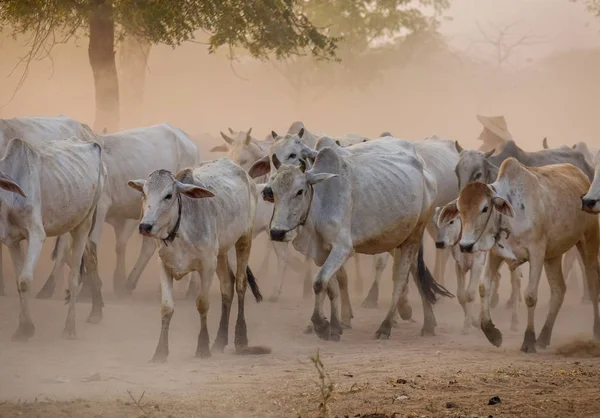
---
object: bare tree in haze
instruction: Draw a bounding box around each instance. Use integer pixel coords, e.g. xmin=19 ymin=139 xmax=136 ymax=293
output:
xmin=0 ymin=1 xmax=338 ymax=133
xmin=270 ymin=0 xmax=451 ymax=108
xmin=473 ymin=20 xmax=547 ymax=70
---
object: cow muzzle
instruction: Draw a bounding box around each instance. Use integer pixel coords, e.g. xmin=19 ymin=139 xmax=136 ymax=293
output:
xmin=139 ymin=223 xmax=154 ymax=236
xmin=581 ymin=196 xmax=600 ymax=213
xmin=262 ymin=186 xmax=274 ymax=203
xmin=435 ymin=241 xmax=446 ymax=249
xmin=459 ymin=242 xmax=475 ymax=253
xmin=269 ymin=229 xmax=288 ymax=242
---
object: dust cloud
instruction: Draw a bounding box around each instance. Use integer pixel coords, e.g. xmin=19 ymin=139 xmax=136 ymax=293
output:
xmin=1 ymin=1 xmax=600 ymax=417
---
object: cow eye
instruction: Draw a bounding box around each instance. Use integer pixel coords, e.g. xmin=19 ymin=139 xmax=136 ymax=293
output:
xmin=474 ymin=173 xmax=481 ymax=180
xmin=482 ymin=206 xmax=488 ymax=213
xmin=288 ymin=153 xmax=297 ymax=160
xmin=449 ymin=220 xmax=454 ymax=225
xmin=296 ymin=189 xmax=303 ymax=196
xmin=164 ymin=193 xmax=173 ymax=200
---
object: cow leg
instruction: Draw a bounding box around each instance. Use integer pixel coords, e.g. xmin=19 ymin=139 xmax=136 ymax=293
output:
xmin=124 ymin=236 xmax=157 ymax=293
xmin=112 ymin=219 xmax=137 ymax=296
xmin=0 ymin=247 xmax=4 ymax=296
xmin=151 ymin=260 xmax=175 ymax=363
xmin=536 ymin=256 xmax=566 ymax=349
xmin=490 ymin=270 xmax=501 ymax=309
xmin=258 ymin=241 xmax=272 ymax=278
xmin=508 ymin=268 xmax=521 ymax=331
xmin=455 ymin=263 xmax=470 ymax=333
xmin=63 ymin=215 xmax=95 ymax=340
xmin=433 ymin=247 xmax=450 ymax=288
xmin=520 ymin=251 xmax=546 ymax=353
xmin=10 ymin=241 xmax=35 ymax=342
xmin=233 ymin=235 xmax=253 ymax=352
xmin=268 ymin=240 xmax=288 ymax=302
xmin=336 ymin=266 xmax=353 ymax=329
xmin=36 ymin=236 xmax=69 ymax=299
xmin=212 ymin=254 xmax=233 ymax=353
xmin=466 ymin=253 xmax=485 ymax=328
xmin=303 ymin=254 xmax=313 ymax=299
xmin=353 ymin=254 xmax=363 ymax=295
xmin=185 ymin=272 xmax=200 ymax=300
xmin=479 ymin=252 xmax=503 ymax=348
xmin=575 ymin=249 xmax=591 ymax=303
xmin=311 ymin=244 xmax=351 ymax=341
xmin=577 ymin=231 xmax=600 ymax=339
xmin=362 ymin=253 xmax=389 ymax=309
xmin=375 ymin=245 xmax=414 ymax=340
xmin=81 ymin=241 xmax=105 ymax=324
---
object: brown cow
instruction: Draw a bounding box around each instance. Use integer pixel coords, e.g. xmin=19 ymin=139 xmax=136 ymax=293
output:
xmin=438 ymin=158 xmax=600 ymax=352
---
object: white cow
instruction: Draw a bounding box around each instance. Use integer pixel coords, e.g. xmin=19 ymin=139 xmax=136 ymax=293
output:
xmin=439 ymin=158 xmax=600 ymax=352
xmin=128 ymin=159 xmax=266 ymax=361
xmin=0 ymin=115 xmax=95 ymax=296
xmin=361 ymin=135 xmax=458 ymax=308
xmin=267 ymin=138 xmax=452 ymax=340
xmin=3 ymin=137 xmax=105 ymax=341
xmin=36 ymin=124 xmax=200 ymax=300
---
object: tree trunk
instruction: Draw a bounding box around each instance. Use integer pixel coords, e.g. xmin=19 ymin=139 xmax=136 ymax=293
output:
xmin=88 ymin=0 xmax=119 ymax=133
xmin=117 ymin=35 xmax=151 ymax=130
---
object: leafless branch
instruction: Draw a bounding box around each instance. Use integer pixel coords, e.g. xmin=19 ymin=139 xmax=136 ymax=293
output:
xmin=126 ymin=389 xmax=150 ymax=417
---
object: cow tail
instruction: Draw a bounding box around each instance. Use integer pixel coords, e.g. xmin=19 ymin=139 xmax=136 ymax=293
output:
xmin=247 ymin=266 xmax=263 ymax=303
xmin=416 ymin=242 xmax=454 ymax=304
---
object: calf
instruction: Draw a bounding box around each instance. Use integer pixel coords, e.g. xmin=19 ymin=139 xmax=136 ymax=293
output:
xmin=3 ymin=137 xmax=105 ymax=340
xmin=128 ymin=159 xmax=265 ymax=361
xmin=439 ymin=158 xmax=600 ymax=352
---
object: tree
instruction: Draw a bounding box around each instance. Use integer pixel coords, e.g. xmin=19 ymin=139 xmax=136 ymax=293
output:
xmin=0 ymin=1 xmax=337 ymax=132
xmin=270 ymin=0 xmax=450 ymax=105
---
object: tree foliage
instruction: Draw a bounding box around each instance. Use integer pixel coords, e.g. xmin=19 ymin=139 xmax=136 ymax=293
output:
xmin=0 ymin=0 xmax=338 ymax=59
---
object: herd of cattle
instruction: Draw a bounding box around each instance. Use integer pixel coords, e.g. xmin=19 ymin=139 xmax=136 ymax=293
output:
xmin=0 ymin=115 xmax=599 ymax=361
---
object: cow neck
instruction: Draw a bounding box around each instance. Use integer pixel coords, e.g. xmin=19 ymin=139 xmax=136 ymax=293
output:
xmin=493 ymin=214 xmax=511 ymax=249
xmin=162 ymin=193 xmax=182 ymax=247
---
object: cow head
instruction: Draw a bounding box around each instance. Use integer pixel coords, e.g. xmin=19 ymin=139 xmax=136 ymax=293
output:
xmin=268 ymin=159 xmax=337 ymax=242
xmin=128 ymin=169 xmax=215 ymax=240
xmin=432 ymin=206 xmax=461 ymax=249
xmin=454 ymin=149 xmax=495 ymax=190
xmin=210 ymin=128 xmax=267 ymax=172
xmin=438 ymin=182 xmax=514 ymax=253
xmin=248 ymin=128 xmax=318 ymax=180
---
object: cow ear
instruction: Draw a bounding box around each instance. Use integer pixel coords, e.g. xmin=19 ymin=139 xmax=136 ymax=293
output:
xmin=244 ymin=128 xmax=253 ymax=146
xmin=306 ymin=171 xmax=338 ymax=185
xmin=175 ymin=181 xmax=215 ymax=199
xmin=594 ymin=150 xmax=600 ymax=167
xmin=437 ymin=200 xmax=459 ymax=228
xmin=0 ymin=171 xmax=26 ymax=197
xmin=483 ymin=149 xmax=495 ymax=158
xmin=127 ymin=179 xmax=146 ymax=193
xmin=220 ymin=132 xmax=235 ymax=145
xmin=248 ymin=155 xmax=271 ymax=179
xmin=210 ymin=144 xmax=229 ymax=153
xmin=492 ymin=196 xmax=515 ymax=218
xmin=271 ymin=131 xmax=279 ymax=140
xmin=298 ymin=128 xmax=304 ymax=138
xmin=455 ymin=141 xmax=464 ymax=153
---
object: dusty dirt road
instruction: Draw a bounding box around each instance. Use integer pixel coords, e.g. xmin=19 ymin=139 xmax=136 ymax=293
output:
xmin=0 ymin=241 xmax=599 ymax=418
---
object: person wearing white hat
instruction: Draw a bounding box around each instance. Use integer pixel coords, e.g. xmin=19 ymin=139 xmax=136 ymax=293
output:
xmin=476 ymin=114 xmax=513 ymax=154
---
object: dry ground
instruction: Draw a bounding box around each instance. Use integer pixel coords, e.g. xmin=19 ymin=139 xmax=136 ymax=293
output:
xmin=0 ymin=239 xmax=599 ymax=418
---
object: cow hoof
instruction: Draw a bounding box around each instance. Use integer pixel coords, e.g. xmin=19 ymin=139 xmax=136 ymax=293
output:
xmin=313 ymin=320 xmax=331 ymax=341
xmin=520 ymin=329 xmax=536 ymax=353
xmin=481 ymin=320 xmax=503 ymax=347
xmin=86 ymin=312 xmax=103 ymax=325
xmin=195 ymin=348 xmax=211 ymax=359
xmin=375 ymin=319 xmax=392 ymax=339
xmin=12 ymin=321 xmax=35 ymax=342
xmin=420 ymin=327 xmax=436 ymax=337
xmin=62 ymin=327 xmax=77 ymax=340
xmin=461 ymin=326 xmax=471 ymax=335
xmin=150 ymin=352 xmax=168 ymax=363
xmin=398 ymin=304 xmax=413 ymax=321
xmin=374 ymin=331 xmax=390 ymax=340
xmin=330 ymin=334 xmax=341 ymax=342
xmin=35 ymin=283 xmax=55 ymax=299
xmin=211 ymin=342 xmax=226 ymax=353
xmin=267 ymin=294 xmax=280 ymax=303
xmin=361 ymin=298 xmax=378 ymax=309
xmin=491 ymin=293 xmax=500 ymax=309
xmin=303 ymin=324 xmax=314 ymax=334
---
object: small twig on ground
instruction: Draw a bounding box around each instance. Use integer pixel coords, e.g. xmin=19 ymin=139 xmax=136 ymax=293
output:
xmin=311 ymin=349 xmax=334 ymax=418
xmin=127 ymin=389 xmax=150 ymax=417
